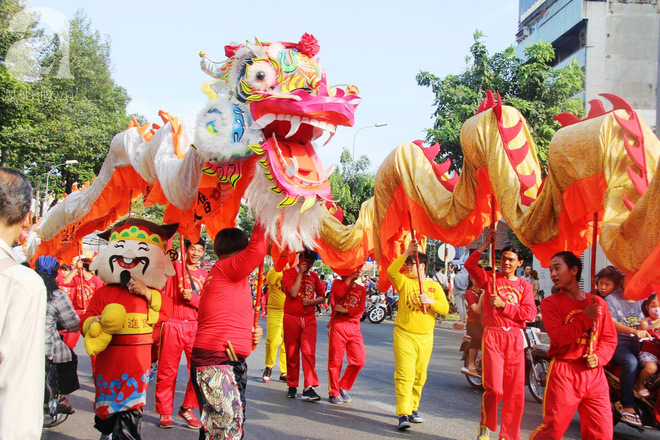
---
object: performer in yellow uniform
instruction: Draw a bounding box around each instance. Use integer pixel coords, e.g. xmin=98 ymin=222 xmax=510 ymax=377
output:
xmin=262 ymin=267 xmax=287 ymax=382
xmin=388 ymin=239 xmax=449 ymax=430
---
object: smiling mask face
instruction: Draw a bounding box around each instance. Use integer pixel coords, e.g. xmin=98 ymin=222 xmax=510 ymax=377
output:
xmin=91 ymin=219 xmax=177 ymax=290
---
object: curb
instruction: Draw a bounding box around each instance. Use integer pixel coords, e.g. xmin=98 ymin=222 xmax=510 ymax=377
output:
xmin=438 ymin=320 xmax=465 ymax=331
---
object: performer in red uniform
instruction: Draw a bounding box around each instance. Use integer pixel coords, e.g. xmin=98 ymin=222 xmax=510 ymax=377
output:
xmin=282 ymin=249 xmax=326 ymax=401
xmin=530 ymin=251 xmax=617 ymax=439
xmin=155 ymin=238 xmax=208 ymax=429
xmin=82 ymin=218 xmax=177 ymax=440
xmin=191 ymin=224 xmax=267 ymax=439
xmin=327 ymin=268 xmax=366 ymax=404
xmin=62 ymin=255 xmax=104 ymax=349
xmin=465 ymin=230 xmax=537 ymax=440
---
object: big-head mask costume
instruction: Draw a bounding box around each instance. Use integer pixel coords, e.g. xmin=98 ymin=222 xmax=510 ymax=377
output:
xmin=91 ymin=218 xmax=179 ymax=289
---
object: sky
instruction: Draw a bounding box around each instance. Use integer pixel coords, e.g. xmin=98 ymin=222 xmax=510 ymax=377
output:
xmin=28 ymin=0 xmax=520 ymax=171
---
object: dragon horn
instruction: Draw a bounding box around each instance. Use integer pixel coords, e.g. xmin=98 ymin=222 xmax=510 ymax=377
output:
xmin=199 ymin=51 xmax=231 ymax=80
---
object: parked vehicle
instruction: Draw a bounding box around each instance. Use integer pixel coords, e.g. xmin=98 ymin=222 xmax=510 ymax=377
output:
xmin=362 ymin=291 xmax=388 ymax=324
xmin=524 ymin=326 xmax=550 ymax=403
xmin=459 ymin=326 xmax=550 ymax=403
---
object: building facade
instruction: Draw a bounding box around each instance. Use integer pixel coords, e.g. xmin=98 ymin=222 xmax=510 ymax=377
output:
xmin=516 ymin=0 xmax=659 ymax=129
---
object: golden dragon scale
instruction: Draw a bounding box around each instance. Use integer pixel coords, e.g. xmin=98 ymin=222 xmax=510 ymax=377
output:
xmin=318 ymin=94 xmax=659 ymax=300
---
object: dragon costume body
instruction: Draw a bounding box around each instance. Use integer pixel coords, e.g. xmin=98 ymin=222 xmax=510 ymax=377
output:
xmin=34 ymin=35 xmax=660 ymax=300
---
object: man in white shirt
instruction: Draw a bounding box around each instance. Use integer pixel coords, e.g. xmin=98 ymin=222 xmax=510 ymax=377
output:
xmin=452 ymin=265 xmax=470 ymax=323
xmin=0 ymin=168 xmax=47 ymax=439
xmin=521 ymin=265 xmax=532 ymax=284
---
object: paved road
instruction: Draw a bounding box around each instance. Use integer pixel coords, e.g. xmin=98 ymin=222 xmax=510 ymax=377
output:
xmin=43 ymin=315 xmax=658 ymax=439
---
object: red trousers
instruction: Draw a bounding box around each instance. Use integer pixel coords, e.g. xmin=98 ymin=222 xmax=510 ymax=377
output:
xmin=154 ymin=319 xmax=198 ymax=414
xmin=481 ymin=327 xmax=525 ymax=440
xmin=530 ymin=360 xmax=612 ymax=439
xmin=283 ymin=313 xmax=319 ymax=388
xmin=327 ymin=321 xmax=365 ymax=397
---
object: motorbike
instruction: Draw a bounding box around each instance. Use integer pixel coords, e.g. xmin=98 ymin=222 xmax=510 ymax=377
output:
xmin=459 ymin=325 xmax=550 ymax=403
xmin=606 ymin=344 xmax=660 ymax=431
xmin=43 ymin=361 xmax=69 ymax=428
xmin=362 ymin=291 xmax=388 ymax=324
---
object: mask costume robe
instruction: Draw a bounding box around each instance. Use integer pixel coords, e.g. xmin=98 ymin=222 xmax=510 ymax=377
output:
xmin=81 ymin=218 xmax=177 ymax=438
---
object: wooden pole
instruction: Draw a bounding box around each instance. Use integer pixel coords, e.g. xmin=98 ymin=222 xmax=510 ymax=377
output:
xmin=407 ymin=212 xmax=427 ymax=314
xmin=590 ymin=212 xmax=598 ymax=295
xmin=490 ymin=196 xmax=497 ymax=287
xmin=179 ymin=233 xmax=189 ymax=292
xmin=589 ymin=212 xmax=599 ymax=354
xmin=252 ymin=261 xmax=265 ymax=350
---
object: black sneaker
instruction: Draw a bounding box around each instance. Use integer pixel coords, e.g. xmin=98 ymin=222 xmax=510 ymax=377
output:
xmin=301 ymin=387 xmax=321 ymax=401
xmin=279 ymin=373 xmax=287 ymax=382
xmin=262 ymin=367 xmax=272 ymax=383
xmin=339 ymin=388 xmax=351 ymax=403
xmin=410 ymin=411 xmax=423 ymax=423
xmin=286 ymin=387 xmax=297 ymax=398
xmin=397 ymin=415 xmax=411 ymax=430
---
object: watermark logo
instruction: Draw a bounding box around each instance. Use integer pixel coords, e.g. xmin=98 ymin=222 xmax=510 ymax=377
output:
xmin=3 ymin=5 xmax=73 ymax=82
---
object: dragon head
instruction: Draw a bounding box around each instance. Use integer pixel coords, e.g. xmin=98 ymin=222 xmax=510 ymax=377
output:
xmin=195 ymin=34 xmax=360 ymax=249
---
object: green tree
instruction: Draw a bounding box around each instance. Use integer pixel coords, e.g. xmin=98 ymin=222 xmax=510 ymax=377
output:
xmin=1 ymin=6 xmax=132 ymax=201
xmin=329 ymin=148 xmax=376 ymax=225
xmin=238 ymin=204 xmax=254 ymax=237
xmin=0 ymin=0 xmax=42 ymax=167
xmin=416 ymin=30 xmax=584 ymax=172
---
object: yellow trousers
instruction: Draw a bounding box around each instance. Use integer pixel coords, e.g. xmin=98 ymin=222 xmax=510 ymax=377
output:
xmin=265 ymin=307 xmax=287 ymax=374
xmin=393 ymin=325 xmax=433 ymax=416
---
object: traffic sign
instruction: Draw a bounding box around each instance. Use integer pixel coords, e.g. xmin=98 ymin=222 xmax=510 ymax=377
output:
xmin=437 ymin=243 xmax=456 ymax=262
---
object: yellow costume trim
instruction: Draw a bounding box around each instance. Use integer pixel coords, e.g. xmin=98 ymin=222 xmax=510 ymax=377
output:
xmin=109 ymin=225 xmax=167 ymax=252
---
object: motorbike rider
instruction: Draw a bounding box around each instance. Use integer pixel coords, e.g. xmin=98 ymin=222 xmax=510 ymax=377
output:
xmin=462 ymin=278 xmax=484 ymax=375
xmin=529 ymin=251 xmax=617 ymax=439
xmin=601 ymin=266 xmax=649 ymax=426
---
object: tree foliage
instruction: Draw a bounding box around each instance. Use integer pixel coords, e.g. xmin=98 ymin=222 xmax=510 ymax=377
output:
xmin=329 ymin=149 xmax=376 ymax=225
xmin=417 ymin=31 xmax=585 ymax=172
xmin=1 ymin=3 xmax=132 ymax=203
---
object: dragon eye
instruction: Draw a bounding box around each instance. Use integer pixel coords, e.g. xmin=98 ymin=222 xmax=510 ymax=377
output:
xmin=244 ymin=60 xmax=276 ymax=92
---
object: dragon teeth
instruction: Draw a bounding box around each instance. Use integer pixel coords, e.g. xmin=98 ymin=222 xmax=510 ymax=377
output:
xmin=323 ymin=131 xmax=335 ymax=147
xmin=250 ymin=113 xmax=276 ymax=129
xmin=252 ymin=113 xmax=337 ymax=136
xmin=319 ymin=163 xmax=337 ymax=180
xmin=286 ymin=116 xmax=301 ymax=138
xmin=285 ymin=156 xmax=299 ymax=177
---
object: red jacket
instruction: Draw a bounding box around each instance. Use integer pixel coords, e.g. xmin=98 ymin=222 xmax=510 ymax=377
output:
xmin=541 ymin=293 xmax=617 ymax=365
xmin=282 ymin=268 xmax=325 ymax=317
xmin=192 ymin=224 xmax=267 ymax=364
xmin=162 ymin=261 xmax=207 ymax=321
xmin=464 ymin=251 xmax=536 ymax=328
xmin=329 ymin=280 xmax=366 ymax=325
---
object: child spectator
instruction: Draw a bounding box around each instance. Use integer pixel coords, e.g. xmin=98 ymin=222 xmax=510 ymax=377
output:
xmin=635 ymin=293 xmax=660 ymax=397
xmin=462 ymin=278 xmax=484 ymax=375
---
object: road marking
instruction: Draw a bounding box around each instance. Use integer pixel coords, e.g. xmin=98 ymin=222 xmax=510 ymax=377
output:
xmin=380 ymin=341 xmax=393 ymax=345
